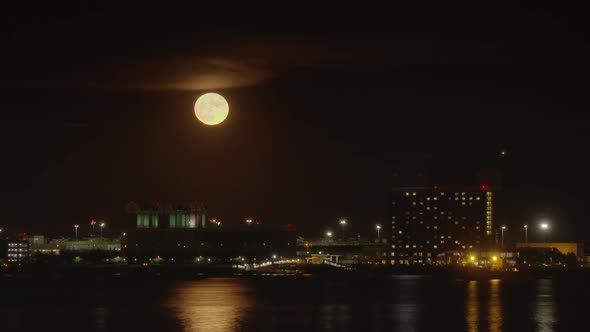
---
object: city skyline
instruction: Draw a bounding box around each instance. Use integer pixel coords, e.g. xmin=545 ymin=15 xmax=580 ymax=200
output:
xmin=1 ymin=3 xmax=589 ymax=242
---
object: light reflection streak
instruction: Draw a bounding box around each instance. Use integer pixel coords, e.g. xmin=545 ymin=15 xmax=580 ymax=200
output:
xmin=94 ymin=306 xmax=107 ymax=332
xmin=465 ymin=280 xmax=503 ymax=332
xmin=488 ymin=279 xmax=502 ymax=332
xmin=166 ymin=278 xmax=253 ymax=332
xmin=534 ymin=279 xmax=558 ymax=332
xmin=465 ymin=281 xmax=479 ymax=332
xmin=392 ymin=277 xmax=421 ymax=332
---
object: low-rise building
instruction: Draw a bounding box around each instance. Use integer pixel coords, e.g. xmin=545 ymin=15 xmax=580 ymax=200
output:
xmin=516 ymin=242 xmax=584 ymax=257
xmin=3 ymin=240 xmax=31 ymax=263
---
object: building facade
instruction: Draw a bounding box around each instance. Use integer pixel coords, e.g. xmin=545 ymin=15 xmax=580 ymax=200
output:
xmin=126 ymin=201 xmax=208 ymax=230
xmin=390 ymin=185 xmax=494 ymax=265
xmin=124 ymin=201 xmax=296 ymax=262
xmin=4 ymin=240 xmax=31 ymax=264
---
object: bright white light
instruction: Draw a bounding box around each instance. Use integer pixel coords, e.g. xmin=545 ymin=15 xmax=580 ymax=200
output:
xmin=340 ymin=219 xmax=347 ymax=225
xmin=501 ymin=226 xmax=506 ymax=230
xmin=541 ymin=223 xmax=549 ymax=229
xmin=376 ymin=225 xmax=381 ymax=230
xmin=326 ymin=231 xmax=333 ymax=237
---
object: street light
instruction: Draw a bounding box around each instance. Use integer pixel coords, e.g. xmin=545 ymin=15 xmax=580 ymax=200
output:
xmin=376 ymin=224 xmax=382 ymax=243
xmin=100 ymin=222 xmax=105 ymax=237
xmin=540 ymin=223 xmax=549 ymax=243
xmin=501 ymin=226 xmax=506 ymax=248
xmin=245 ymin=218 xmax=253 ymax=225
xmin=339 ymin=218 xmax=347 ymax=239
xmin=326 ymin=231 xmax=333 ymax=238
xmin=74 ymin=224 xmax=79 ymax=241
xmin=524 ymin=224 xmax=528 ymax=243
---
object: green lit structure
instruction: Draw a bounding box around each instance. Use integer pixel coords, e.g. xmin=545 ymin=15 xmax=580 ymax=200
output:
xmin=124 ymin=201 xmax=296 ymax=262
xmin=126 ymin=201 xmax=208 ymax=229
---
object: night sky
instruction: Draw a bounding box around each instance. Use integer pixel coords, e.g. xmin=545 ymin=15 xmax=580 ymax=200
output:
xmin=1 ymin=3 xmax=589 ymax=242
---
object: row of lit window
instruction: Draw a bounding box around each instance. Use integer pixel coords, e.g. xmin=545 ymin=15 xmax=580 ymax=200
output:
xmin=405 ymin=192 xmax=480 ymax=197
xmin=7 ymin=248 xmax=27 ymax=252
xmin=411 ymin=198 xmax=481 ymax=206
xmin=393 ymin=242 xmax=476 ymax=248
xmin=7 ymin=243 xmax=28 ymax=247
xmin=391 ymin=252 xmax=432 ymax=257
xmin=7 ymin=253 xmax=26 ymax=257
xmin=391 ymin=260 xmax=429 ymax=265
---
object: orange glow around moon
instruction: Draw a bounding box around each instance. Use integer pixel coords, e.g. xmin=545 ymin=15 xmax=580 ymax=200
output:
xmin=194 ymin=93 xmax=229 ymax=125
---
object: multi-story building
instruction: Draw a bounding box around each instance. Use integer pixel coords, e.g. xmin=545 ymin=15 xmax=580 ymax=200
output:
xmin=4 ymin=240 xmax=31 ymax=263
xmin=390 ymin=185 xmax=494 ymax=265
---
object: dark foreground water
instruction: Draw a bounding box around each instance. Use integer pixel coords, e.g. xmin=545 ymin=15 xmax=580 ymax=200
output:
xmin=1 ymin=273 xmax=588 ymax=331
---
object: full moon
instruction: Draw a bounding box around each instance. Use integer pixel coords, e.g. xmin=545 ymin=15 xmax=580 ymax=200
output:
xmin=194 ymin=93 xmax=229 ymax=125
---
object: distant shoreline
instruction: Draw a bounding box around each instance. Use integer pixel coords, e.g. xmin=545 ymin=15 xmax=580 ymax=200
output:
xmin=2 ymin=264 xmax=588 ymax=282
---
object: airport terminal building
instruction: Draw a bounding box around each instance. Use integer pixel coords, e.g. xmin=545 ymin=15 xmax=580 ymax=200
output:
xmin=124 ymin=201 xmax=297 ymax=262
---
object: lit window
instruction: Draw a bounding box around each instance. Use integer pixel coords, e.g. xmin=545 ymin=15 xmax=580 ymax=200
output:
xmin=406 ymin=192 xmax=410 ymax=196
